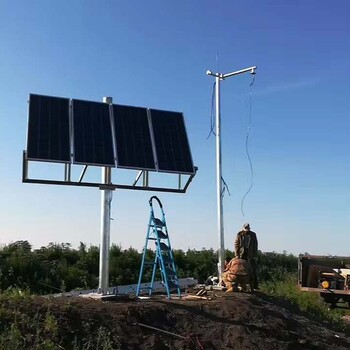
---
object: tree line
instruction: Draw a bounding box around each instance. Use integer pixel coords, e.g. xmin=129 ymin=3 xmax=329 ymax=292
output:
xmin=0 ymin=240 xmax=298 ymax=294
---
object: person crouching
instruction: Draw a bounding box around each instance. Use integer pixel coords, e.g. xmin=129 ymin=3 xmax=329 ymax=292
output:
xmin=221 ymin=257 xmax=251 ymax=292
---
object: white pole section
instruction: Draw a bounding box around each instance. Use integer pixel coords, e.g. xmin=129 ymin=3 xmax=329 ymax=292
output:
xmin=215 ymin=76 xmax=225 ymax=278
xmin=98 ymin=96 xmax=113 ymax=295
xmin=206 ymin=66 xmax=257 ymax=278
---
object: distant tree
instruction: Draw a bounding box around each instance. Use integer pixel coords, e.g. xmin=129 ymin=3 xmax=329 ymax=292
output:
xmin=257 ymin=251 xmax=297 ymax=282
xmin=0 ymin=240 xmax=299 ymax=294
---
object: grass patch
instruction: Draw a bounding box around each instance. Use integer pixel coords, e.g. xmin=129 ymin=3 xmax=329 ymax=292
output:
xmin=0 ymin=288 xmax=121 ymax=350
xmin=260 ymin=274 xmax=350 ymax=331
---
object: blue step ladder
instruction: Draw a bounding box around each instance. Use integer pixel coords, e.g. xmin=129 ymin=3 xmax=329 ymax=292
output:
xmin=136 ymin=196 xmax=181 ymax=299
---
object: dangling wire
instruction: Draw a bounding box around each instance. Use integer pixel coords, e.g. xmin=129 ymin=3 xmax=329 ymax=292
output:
xmin=221 ymin=176 xmax=231 ymax=198
xmin=206 ymin=82 xmax=216 ymax=139
xmin=249 ymin=73 xmax=256 ymax=87
xmin=207 ymin=50 xmax=219 ymax=140
xmin=241 ymin=75 xmax=256 ymax=217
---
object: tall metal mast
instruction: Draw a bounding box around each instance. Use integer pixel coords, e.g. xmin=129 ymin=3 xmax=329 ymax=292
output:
xmin=98 ymin=96 xmax=113 ymax=294
xmin=206 ymin=66 xmax=257 ymax=277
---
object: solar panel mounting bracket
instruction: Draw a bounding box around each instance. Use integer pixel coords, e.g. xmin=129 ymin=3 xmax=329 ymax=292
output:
xmin=22 ymin=151 xmax=197 ymax=194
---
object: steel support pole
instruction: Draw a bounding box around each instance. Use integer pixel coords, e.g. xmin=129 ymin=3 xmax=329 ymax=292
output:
xmin=206 ymin=66 xmax=257 ymax=279
xmin=215 ymin=76 xmax=225 ymax=278
xmin=98 ymin=96 xmax=113 ymax=295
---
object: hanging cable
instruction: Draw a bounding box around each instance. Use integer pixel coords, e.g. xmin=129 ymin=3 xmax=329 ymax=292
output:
xmin=206 ymin=50 xmax=220 ymax=139
xmin=241 ymin=75 xmax=256 ymax=217
xmin=221 ymin=176 xmax=231 ymax=198
xmin=249 ymin=73 xmax=256 ymax=87
xmin=206 ymin=82 xmax=216 ymax=139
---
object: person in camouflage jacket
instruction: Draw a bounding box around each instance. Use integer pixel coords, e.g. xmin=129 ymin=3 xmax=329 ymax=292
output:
xmin=234 ymin=223 xmax=259 ymax=289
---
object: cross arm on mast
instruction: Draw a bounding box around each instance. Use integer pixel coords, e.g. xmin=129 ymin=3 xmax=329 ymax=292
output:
xmin=207 ymin=66 xmax=257 ymax=80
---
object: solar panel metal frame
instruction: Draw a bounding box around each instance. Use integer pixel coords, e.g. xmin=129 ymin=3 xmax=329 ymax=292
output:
xmin=26 ymin=93 xmax=72 ymax=163
xmin=71 ymin=98 xmax=116 ymax=167
xmin=149 ymin=108 xmax=195 ymax=175
xmin=113 ymin=104 xmax=157 ymax=172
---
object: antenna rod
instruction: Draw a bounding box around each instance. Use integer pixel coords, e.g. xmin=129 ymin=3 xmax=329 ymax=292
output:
xmin=206 ymin=65 xmax=257 ymax=278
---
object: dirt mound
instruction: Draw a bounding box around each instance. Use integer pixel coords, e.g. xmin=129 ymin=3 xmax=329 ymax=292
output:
xmin=30 ymin=291 xmax=350 ymax=349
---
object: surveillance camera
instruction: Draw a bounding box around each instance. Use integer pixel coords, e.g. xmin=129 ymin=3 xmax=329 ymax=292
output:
xmin=206 ymin=70 xmax=212 ymax=75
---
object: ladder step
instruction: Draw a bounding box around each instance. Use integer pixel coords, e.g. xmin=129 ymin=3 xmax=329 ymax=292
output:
xmin=156 ymin=230 xmax=168 ymax=239
xmin=156 ymin=242 xmax=170 ymax=251
xmin=153 ymin=218 xmax=165 ymax=227
xmin=149 ymin=230 xmax=168 ymax=240
xmin=143 ymin=261 xmax=156 ymax=266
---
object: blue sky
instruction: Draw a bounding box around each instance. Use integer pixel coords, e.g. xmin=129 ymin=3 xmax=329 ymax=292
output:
xmin=0 ymin=0 xmax=349 ymax=255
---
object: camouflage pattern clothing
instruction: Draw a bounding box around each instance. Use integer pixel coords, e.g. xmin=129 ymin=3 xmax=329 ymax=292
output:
xmin=234 ymin=228 xmax=259 ymax=289
xmin=234 ymin=230 xmax=258 ymax=260
xmin=221 ymin=258 xmax=251 ymax=291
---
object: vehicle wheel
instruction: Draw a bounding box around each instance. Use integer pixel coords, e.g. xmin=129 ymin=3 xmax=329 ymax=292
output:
xmin=320 ymin=293 xmax=339 ymax=308
xmin=329 ymin=303 xmax=337 ymax=310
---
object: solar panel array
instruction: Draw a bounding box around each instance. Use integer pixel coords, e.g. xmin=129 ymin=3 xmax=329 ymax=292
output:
xmin=26 ymin=94 xmax=195 ymax=174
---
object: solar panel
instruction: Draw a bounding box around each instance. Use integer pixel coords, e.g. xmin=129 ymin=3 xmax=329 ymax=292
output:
xmin=72 ymin=99 xmax=115 ymax=167
xmin=150 ymin=109 xmax=195 ymax=174
xmin=113 ymin=104 xmax=156 ymax=170
xmin=27 ymin=94 xmax=71 ymax=162
xmin=26 ymin=94 xmax=195 ymax=175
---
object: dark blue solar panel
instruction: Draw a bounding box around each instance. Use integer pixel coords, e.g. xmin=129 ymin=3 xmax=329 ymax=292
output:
xmin=27 ymin=94 xmax=71 ymax=162
xmin=113 ymin=104 xmax=156 ymax=170
xmin=72 ymin=99 xmax=115 ymax=167
xmin=26 ymin=94 xmax=195 ymax=174
xmin=150 ymin=109 xmax=195 ymax=174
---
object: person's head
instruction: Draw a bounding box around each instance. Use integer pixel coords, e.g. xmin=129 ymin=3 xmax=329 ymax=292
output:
xmin=242 ymin=223 xmax=250 ymax=232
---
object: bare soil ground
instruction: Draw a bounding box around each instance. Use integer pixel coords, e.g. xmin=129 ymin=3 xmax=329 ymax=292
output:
xmin=31 ymin=291 xmax=350 ymax=349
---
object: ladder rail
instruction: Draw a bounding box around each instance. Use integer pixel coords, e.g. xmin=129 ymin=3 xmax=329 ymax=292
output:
xmin=149 ymin=195 xmax=163 ymax=209
xmin=149 ymin=250 xmax=158 ymax=296
xmin=159 ymin=203 xmax=181 ymax=297
xmin=156 ymin=240 xmax=171 ymax=298
xmin=159 ymin=204 xmax=176 ymax=297
xmin=136 ymin=215 xmax=153 ymax=297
